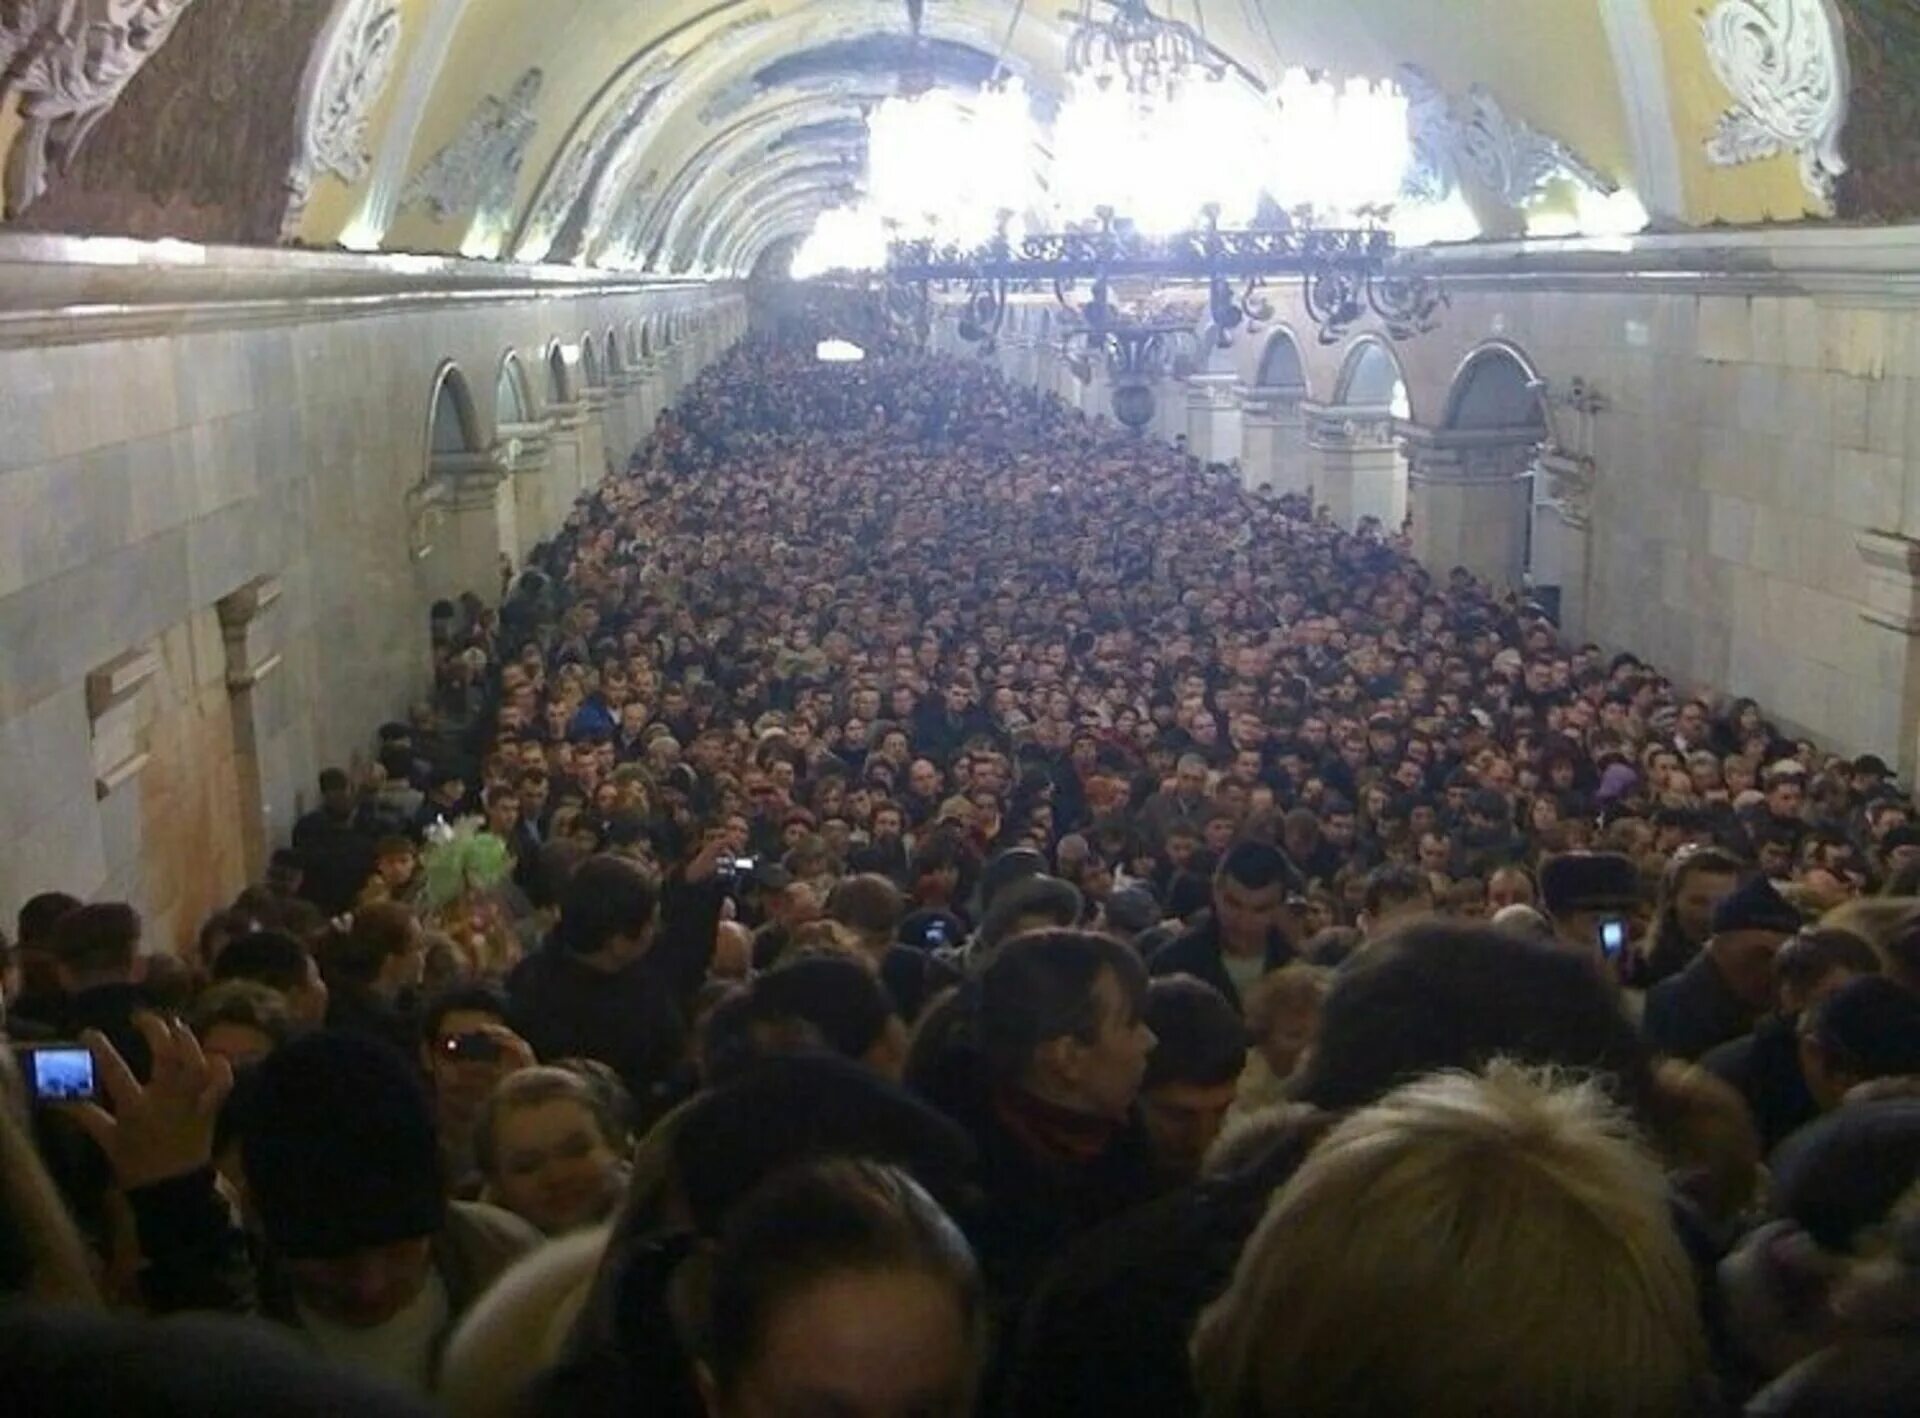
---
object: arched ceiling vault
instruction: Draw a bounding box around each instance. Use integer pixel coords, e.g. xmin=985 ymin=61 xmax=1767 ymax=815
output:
xmin=0 ymin=0 xmax=1880 ymax=268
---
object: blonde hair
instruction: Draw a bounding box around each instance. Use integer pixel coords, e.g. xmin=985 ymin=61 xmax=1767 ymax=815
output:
xmin=1193 ymin=1062 xmax=1705 ymax=1418
xmin=1647 ymin=1060 xmax=1761 ymax=1228
xmin=1241 ymin=963 xmax=1332 ymax=1041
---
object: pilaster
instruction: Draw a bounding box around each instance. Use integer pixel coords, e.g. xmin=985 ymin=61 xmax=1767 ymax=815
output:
xmin=1305 ymin=401 xmax=1405 ymax=530
xmin=1238 ymin=388 xmax=1310 ymax=497
xmin=1404 ymin=424 xmax=1541 ymax=589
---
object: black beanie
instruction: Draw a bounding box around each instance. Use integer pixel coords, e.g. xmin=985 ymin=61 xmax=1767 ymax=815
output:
xmin=1710 ymin=874 xmax=1803 ymax=936
xmin=234 ymin=1031 xmax=445 ymax=1259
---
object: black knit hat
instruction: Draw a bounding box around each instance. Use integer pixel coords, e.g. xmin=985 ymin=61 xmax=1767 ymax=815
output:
xmin=1710 ymin=874 xmax=1803 ymax=936
xmin=234 ymin=1031 xmax=445 ymax=1259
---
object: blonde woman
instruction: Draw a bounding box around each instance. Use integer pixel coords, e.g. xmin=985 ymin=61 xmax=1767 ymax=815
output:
xmin=1193 ymin=1063 xmax=1708 ymax=1418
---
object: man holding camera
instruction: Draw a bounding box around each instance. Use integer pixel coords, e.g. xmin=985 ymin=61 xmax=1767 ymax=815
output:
xmin=418 ymin=983 xmax=536 ymax=1190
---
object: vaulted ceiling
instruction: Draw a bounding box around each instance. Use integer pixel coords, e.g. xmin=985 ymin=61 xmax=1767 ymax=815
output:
xmin=0 ymin=0 xmax=1883 ymax=275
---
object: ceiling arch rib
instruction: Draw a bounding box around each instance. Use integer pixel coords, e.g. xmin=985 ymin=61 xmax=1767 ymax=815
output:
xmin=511 ymin=2 xmax=824 ymax=265
xmin=616 ymin=94 xmax=866 ymax=272
xmin=721 ymin=181 xmax=848 ymax=267
xmin=685 ymin=153 xmax=864 ymax=274
xmin=650 ymin=92 xmax=878 ymax=270
xmin=722 ymin=184 xmax=847 ymax=274
xmin=702 ymin=168 xmax=863 ymax=272
xmin=673 ymin=82 xmax=1058 ymax=276
xmin=586 ymin=6 xmax=1070 ymax=273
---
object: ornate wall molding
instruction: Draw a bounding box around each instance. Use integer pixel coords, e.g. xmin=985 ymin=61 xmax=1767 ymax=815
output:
xmin=0 ymin=0 xmax=200 ymax=218
xmin=400 ymin=67 xmax=544 ymax=239
xmin=1701 ymin=0 xmax=1850 ymax=211
xmin=284 ymin=0 xmax=402 ymax=237
xmin=1400 ymin=63 xmax=1616 ymax=211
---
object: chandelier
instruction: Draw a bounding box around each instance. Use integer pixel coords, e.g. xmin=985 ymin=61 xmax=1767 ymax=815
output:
xmin=790 ymin=0 xmax=1451 ymax=428
xmin=1063 ymin=0 xmax=1223 ymax=97
xmin=891 ymin=206 xmax=1445 ymax=429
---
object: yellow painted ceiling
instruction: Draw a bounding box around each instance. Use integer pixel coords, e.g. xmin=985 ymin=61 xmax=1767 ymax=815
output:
xmin=271 ymin=0 xmax=1824 ymax=269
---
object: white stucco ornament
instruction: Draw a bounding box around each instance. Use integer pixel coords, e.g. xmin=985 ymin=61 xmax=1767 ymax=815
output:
xmin=1701 ymin=0 xmax=1850 ymax=210
xmin=1400 ymin=64 xmax=1616 ymax=210
xmin=284 ymin=0 xmax=403 ymax=235
xmin=0 ymin=0 xmax=200 ymax=217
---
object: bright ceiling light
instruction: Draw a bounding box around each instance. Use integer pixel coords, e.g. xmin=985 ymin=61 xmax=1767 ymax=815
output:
xmin=1393 ymin=190 xmax=1481 ymax=247
xmin=869 ymin=79 xmax=1039 ymax=245
xmin=791 ymin=203 xmax=889 ymax=279
xmin=1575 ymin=185 xmax=1650 ymax=236
xmin=1272 ymin=71 xmax=1409 ymax=221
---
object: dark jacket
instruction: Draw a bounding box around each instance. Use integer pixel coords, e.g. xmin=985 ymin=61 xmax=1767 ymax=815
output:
xmin=324 ymin=984 xmax=418 ymax=1059
xmin=0 ymin=1305 xmax=437 ymax=1418
xmin=1644 ymin=949 xmax=1758 ymax=1061
xmin=508 ymin=876 xmax=721 ymax=1122
xmin=292 ymin=808 xmax=376 ymax=917
xmin=1006 ymin=1112 xmax=1331 ymax=1418
xmin=1147 ymin=916 xmax=1295 ymax=1013
xmin=920 ymin=1063 xmax=1159 ymax=1314
xmin=1702 ymin=1014 xmax=1819 ymax=1152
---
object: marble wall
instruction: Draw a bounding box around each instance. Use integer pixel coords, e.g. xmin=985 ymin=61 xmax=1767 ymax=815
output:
xmin=0 ymin=242 xmax=745 ymax=942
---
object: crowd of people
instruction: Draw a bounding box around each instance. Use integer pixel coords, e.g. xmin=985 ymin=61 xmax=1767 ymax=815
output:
xmin=4 ymin=331 xmax=1920 ymax=1416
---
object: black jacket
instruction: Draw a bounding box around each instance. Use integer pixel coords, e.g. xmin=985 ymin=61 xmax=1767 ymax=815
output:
xmin=1148 ymin=917 xmax=1296 ymax=1013
xmin=1006 ymin=1113 xmax=1330 ymax=1417
xmin=508 ymin=876 xmax=722 ymax=1122
xmin=1644 ymin=949 xmax=1758 ymax=1061
xmin=291 ymin=808 xmax=375 ymax=916
xmin=924 ymin=1068 xmax=1159 ymax=1314
xmin=1702 ymin=1015 xmax=1819 ymax=1152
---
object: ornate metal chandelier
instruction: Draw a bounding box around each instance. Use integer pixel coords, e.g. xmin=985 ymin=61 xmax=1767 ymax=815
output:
xmin=796 ymin=0 xmax=1450 ymax=430
xmin=1064 ymin=0 xmax=1224 ymax=96
xmin=890 ymin=207 xmax=1446 ymax=429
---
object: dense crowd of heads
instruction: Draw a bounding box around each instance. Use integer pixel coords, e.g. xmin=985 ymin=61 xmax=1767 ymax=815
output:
xmin=3 ymin=334 xmax=1920 ymax=1415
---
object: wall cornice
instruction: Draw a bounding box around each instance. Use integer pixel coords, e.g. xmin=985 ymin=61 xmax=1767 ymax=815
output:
xmin=0 ymin=233 xmax=736 ymax=348
xmin=1411 ymin=223 xmax=1920 ymax=302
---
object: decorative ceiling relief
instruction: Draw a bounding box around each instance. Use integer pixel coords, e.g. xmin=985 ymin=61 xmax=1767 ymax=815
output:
xmin=1400 ymin=63 xmax=1616 ymax=210
xmin=602 ymin=167 xmax=660 ymax=269
xmin=1701 ymin=0 xmax=1850 ymax=211
xmin=517 ymin=52 xmax=682 ymax=263
xmin=283 ymin=0 xmax=402 ymax=236
xmin=401 ymin=66 xmax=543 ymax=239
xmin=0 ymin=0 xmax=201 ymax=217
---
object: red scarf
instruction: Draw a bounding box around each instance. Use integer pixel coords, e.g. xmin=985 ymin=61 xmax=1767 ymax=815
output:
xmin=991 ymin=1085 xmax=1122 ymax=1166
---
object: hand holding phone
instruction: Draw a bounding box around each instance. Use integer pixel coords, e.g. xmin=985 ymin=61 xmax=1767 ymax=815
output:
xmin=1597 ymin=916 xmax=1629 ymax=963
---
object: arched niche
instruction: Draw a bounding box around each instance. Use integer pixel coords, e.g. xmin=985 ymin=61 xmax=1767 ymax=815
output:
xmin=427 ymin=361 xmax=482 ymax=459
xmin=580 ymin=333 xmax=605 ymax=391
xmin=496 ymin=351 xmax=535 ymax=426
xmin=416 ymin=361 xmax=513 ymax=596
xmin=1255 ymin=328 xmax=1308 ymax=393
xmin=640 ymin=318 xmax=655 ymax=358
xmin=1443 ymin=342 xmax=1549 ymax=432
xmin=1334 ymin=336 xmax=1409 ymax=415
xmin=1422 ymin=341 xmax=1554 ymax=597
xmin=546 ymin=341 xmax=575 ymax=407
xmin=606 ymin=329 xmax=625 ymax=378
